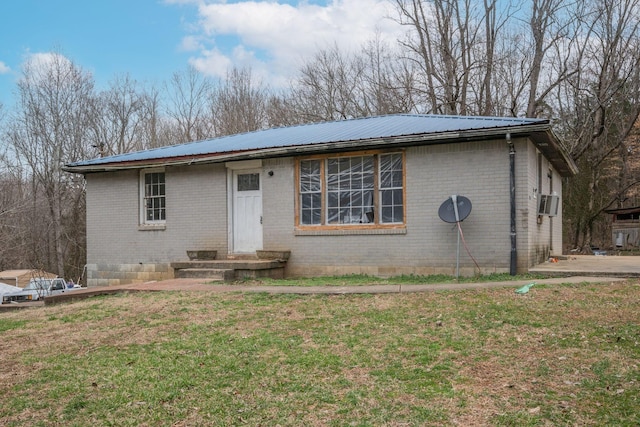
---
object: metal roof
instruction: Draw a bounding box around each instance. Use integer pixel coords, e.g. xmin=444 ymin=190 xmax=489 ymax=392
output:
xmin=605 ymin=205 xmax=640 ymax=215
xmin=65 ymin=114 xmax=576 ymax=176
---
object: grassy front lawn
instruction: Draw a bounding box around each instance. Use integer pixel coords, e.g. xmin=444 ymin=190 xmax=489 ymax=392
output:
xmin=235 ymin=272 xmax=546 ymax=287
xmin=1 ymin=279 xmax=638 ymax=426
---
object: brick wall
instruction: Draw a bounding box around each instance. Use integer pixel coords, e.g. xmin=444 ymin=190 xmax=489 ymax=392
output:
xmin=264 ymin=140 xmax=525 ymax=277
xmin=85 ymin=163 xmax=228 ymax=286
xmin=85 ymin=136 xmax=563 ymax=284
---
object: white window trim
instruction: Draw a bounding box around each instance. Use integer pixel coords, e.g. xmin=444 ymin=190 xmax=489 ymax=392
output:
xmin=139 ymin=167 xmax=166 ymax=228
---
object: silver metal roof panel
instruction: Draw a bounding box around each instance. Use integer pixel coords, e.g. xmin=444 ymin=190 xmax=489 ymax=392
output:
xmin=66 ymin=114 xmax=567 ymax=171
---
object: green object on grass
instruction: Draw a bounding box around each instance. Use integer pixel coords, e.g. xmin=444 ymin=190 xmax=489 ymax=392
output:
xmin=515 ymin=283 xmax=536 ymax=294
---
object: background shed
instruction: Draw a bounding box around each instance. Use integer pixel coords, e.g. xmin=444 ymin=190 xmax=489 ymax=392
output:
xmin=0 ymin=270 xmax=57 ymax=288
xmin=605 ymin=206 xmax=640 ymax=250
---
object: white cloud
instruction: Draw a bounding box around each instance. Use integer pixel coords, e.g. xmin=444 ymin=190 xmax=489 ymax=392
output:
xmin=177 ymin=0 xmax=405 ymax=86
xmin=17 ymin=52 xmax=79 ymax=85
xmin=25 ymin=52 xmax=72 ymax=71
xmin=0 ymin=61 xmax=10 ymax=74
xmin=179 ymin=35 xmax=203 ymax=52
xmin=188 ymin=47 xmax=234 ymax=77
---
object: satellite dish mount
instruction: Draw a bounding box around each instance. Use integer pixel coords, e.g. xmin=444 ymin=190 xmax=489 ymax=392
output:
xmin=438 ymin=195 xmax=473 ymax=278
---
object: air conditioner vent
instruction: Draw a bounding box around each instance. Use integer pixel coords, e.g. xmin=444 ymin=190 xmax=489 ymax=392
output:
xmin=537 ymin=194 xmax=559 ymax=217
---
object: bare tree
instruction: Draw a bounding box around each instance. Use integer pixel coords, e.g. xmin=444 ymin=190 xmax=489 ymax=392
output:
xmin=557 ymin=0 xmax=640 ymax=249
xmin=211 ymin=67 xmax=270 ymax=136
xmin=89 ymin=74 xmax=149 ymax=156
xmin=137 ymin=85 xmax=178 ymax=149
xmin=5 ymin=52 xmax=93 ymax=277
xmin=264 ymin=91 xmax=299 ymax=128
xmin=164 ymin=66 xmax=214 ymax=143
xmin=0 ymin=166 xmax=35 ymax=270
xmin=287 ymin=42 xmax=418 ymax=122
xmin=0 ymin=104 xmax=32 ymax=270
xmin=523 ymin=0 xmax=584 ymax=118
xmin=394 ymin=0 xmax=507 ymax=114
xmin=288 ymin=45 xmax=366 ymax=122
xmin=359 ymin=36 xmax=419 ymax=115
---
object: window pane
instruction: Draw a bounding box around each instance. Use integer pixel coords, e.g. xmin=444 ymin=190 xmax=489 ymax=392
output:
xmin=381 ymin=190 xmax=392 ymax=205
xmin=300 ymin=160 xmax=321 ymax=192
xmin=339 ymin=158 xmax=351 ymax=173
xmin=351 ymin=191 xmax=362 ymax=207
xmin=340 ymin=207 xmax=350 ymax=223
xmin=311 ymin=203 xmax=321 ymax=224
xmin=299 ymin=160 xmax=321 ymax=225
xmin=350 ymin=207 xmax=363 ymax=222
xmin=327 ymin=207 xmax=340 ymax=223
xmin=392 ymin=170 xmax=403 ymax=187
xmin=339 ymin=175 xmax=350 ymax=190
xmin=380 ymin=153 xmax=403 ymax=189
xmin=361 ymin=172 xmax=371 ymax=188
xmin=327 ymin=173 xmax=339 ymax=191
xmin=382 ymin=207 xmax=393 ymax=223
xmin=382 ymin=206 xmax=404 ymax=223
xmin=351 ymin=156 xmax=363 ymax=172
xmin=298 ymin=153 xmax=403 ymax=226
xmin=144 ymin=172 xmax=165 ymax=222
xmin=363 ymin=156 xmax=374 ymax=171
xmin=379 ymin=154 xmax=403 ymax=224
xmin=327 ymin=158 xmax=338 ymax=175
xmin=380 ymin=189 xmax=403 ymax=223
xmin=340 ymin=191 xmax=351 ymax=207
xmin=393 ymin=189 xmax=403 ymax=204
xmin=301 ymin=209 xmax=311 ymax=224
xmin=238 ymin=173 xmax=260 ymax=191
xmin=326 ymin=155 xmax=374 ymax=224
xmin=301 ymin=193 xmax=321 ymax=225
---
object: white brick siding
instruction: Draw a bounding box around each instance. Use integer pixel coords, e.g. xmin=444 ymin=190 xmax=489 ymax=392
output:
xmin=85 ymin=136 xmax=563 ymax=284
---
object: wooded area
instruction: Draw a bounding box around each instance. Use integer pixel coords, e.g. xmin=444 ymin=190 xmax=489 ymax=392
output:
xmin=1 ymin=0 xmax=639 ymax=279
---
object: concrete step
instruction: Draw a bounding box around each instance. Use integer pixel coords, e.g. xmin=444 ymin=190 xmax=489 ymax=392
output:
xmin=174 ymin=268 xmax=235 ymax=281
xmin=172 ymin=255 xmax=288 ymax=282
xmin=171 ymin=260 xmax=285 ymax=270
xmin=225 ymin=253 xmax=259 ymax=260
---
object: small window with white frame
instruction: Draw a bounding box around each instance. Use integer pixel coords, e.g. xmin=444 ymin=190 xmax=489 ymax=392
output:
xmin=140 ymin=169 xmax=166 ymax=225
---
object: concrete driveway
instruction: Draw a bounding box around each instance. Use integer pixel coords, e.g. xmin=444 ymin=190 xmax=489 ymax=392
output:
xmin=529 ymin=255 xmax=640 ymax=277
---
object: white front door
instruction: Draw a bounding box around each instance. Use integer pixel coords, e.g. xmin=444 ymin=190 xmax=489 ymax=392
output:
xmin=232 ymin=169 xmax=263 ymax=253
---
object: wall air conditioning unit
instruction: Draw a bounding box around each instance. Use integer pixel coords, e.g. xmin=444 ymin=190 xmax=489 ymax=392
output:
xmin=537 ymin=194 xmax=559 ymax=217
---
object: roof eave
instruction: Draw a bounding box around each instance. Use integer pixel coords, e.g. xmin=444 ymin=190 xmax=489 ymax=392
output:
xmin=64 ymin=123 xmax=576 ymax=175
xmin=529 ymin=130 xmax=578 ymax=177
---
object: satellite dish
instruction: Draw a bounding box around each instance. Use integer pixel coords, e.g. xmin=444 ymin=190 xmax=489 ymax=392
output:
xmin=438 ymin=195 xmax=472 ymax=223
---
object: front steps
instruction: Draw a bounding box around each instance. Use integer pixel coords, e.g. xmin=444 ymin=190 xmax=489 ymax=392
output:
xmin=171 ymin=258 xmax=287 ymax=282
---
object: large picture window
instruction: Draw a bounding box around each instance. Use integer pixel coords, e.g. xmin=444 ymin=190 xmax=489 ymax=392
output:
xmin=297 ymin=152 xmax=404 ymax=227
xmin=140 ymin=169 xmax=166 ymax=224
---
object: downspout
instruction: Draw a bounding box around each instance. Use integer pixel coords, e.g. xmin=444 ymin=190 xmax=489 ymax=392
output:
xmin=507 ymin=133 xmax=517 ymax=275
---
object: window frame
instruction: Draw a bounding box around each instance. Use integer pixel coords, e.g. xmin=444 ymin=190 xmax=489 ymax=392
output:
xmin=139 ymin=168 xmax=166 ymax=227
xmin=295 ymin=150 xmax=406 ymax=230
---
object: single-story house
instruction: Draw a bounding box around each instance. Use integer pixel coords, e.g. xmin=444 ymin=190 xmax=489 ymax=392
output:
xmin=64 ymin=114 xmax=577 ymax=287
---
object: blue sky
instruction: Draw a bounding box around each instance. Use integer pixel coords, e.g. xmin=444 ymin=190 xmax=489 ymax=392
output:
xmin=0 ymin=0 xmax=197 ymax=105
xmin=0 ymin=0 xmax=404 ymax=107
